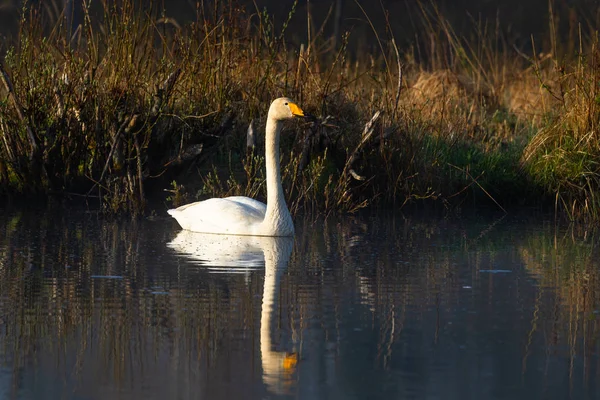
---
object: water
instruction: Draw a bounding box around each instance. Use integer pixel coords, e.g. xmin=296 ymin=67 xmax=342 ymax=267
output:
xmin=0 ymin=207 xmax=599 ymax=400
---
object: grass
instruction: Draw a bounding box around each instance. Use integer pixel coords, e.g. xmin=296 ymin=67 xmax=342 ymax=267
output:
xmin=0 ymin=0 xmax=599 ymax=221
xmin=522 ymin=40 xmax=600 ymax=221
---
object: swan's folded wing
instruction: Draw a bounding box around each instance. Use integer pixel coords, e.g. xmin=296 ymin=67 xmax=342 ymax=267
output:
xmin=168 ymin=196 xmax=267 ymax=234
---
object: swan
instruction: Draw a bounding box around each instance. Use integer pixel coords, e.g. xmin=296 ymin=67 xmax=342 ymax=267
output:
xmin=168 ymin=97 xmax=305 ymax=236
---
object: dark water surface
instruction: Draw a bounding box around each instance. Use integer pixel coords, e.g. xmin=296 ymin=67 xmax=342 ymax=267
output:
xmin=0 ymin=207 xmax=599 ymax=399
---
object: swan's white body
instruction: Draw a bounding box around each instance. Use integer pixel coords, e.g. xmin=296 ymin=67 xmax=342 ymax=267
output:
xmin=168 ymin=97 xmax=304 ymax=237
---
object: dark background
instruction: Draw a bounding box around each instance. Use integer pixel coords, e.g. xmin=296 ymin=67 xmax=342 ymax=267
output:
xmin=0 ymin=0 xmax=598 ymax=56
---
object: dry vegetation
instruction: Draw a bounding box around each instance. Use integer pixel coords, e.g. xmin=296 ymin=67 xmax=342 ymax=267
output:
xmin=0 ymin=0 xmax=599 ymax=221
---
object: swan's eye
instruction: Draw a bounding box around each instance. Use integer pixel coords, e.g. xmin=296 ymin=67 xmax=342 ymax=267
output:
xmin=285 ymin=102 xmax=288 ymax=105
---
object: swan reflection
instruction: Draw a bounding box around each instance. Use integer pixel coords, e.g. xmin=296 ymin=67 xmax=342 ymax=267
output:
xmin=167 ymin=231 xmax=297 ymax=394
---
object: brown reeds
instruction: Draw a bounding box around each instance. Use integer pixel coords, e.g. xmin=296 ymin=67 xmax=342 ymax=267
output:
xmin=1 ymin=1 xmax=600 ymax=220
xmin=521 ymin=35 xmax=600 ymax=222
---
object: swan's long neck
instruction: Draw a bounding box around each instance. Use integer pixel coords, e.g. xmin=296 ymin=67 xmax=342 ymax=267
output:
xmin=260 ymin=254 xmax=279 ymax=374
xmin=262 ymin=117 xmax=293 ymax=235
xmin=260 ymin=238 xmax=295 ymax=392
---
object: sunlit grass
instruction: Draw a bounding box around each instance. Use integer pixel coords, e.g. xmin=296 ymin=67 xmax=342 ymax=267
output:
xmin=0 ymin=0 xmax=599 ymax=220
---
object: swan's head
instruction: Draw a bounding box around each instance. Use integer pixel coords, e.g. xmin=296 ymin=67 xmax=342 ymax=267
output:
xmin=268 ymin=97 xmax=305 ymax=121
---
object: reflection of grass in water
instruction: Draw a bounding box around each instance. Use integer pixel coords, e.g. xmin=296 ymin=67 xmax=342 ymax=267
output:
xmin=519 ymin=223 xmax=600 ymax=383
xmin=0 ymin=211 xmax=599 ymax=392
xmin=293 ymin=214 xmax=600 ymax=382
xmin=0 ymin=213 xmax=266 ymax=389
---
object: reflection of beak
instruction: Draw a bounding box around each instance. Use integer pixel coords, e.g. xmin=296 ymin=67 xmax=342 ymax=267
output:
xmin=283 ymin=352 xmax=298 ymax=371
xmin=289 ymin=103 xmax=305 ymax=117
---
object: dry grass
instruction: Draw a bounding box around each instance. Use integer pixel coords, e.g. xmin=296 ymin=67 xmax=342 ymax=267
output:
xmin=505 ymin=61 xmax=562 ymax=125
xmin=521 ymin=40 xmax=600 ymax=221
xmin=406 ymin=69 xmax=493 ymax=131
xmin=1 ymin=1 xmax=600 ymax=220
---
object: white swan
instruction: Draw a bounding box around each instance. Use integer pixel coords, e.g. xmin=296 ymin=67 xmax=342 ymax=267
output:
xmin=168 ymin=97 xmax=305 ymax=236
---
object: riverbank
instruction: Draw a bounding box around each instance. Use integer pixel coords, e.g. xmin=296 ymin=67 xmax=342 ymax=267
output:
xmin=1 ymin=1 xmax=599 ymax=221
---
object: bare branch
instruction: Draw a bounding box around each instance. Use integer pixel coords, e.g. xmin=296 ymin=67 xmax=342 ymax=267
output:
xmin=342 ymin=110 xmax=382 ymax=180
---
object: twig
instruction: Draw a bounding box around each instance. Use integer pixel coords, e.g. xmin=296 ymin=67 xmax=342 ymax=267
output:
xmin=133 ymin=128 xmax=145 ymax=210
xmin=391 ymin=37 xmax=403 ymax=121
xmin=348 ymin=169 xmax=365 ymax=181
xmin=0 ymin=62 xmax=39 ymax=158
xmin=354 ymin=0 xmax=392 ymax=86
xmin=150 ymin=68 xmax=182 ymax=119
xmin=448 ymin=163 xmax=507 ymax=214
xmin=0 ymin=121 xmax=17 ymax=163
xmin=342 ymin=110 xmax=381 ymax=180
xmin=87 ymin=115 xmax=135 ymax=195
xmin=48 ymin=190 xmax=101 ymax=198
xmin=163 ymin=144 xmax=204 ymax=168
xmin=447 ymin=171 xmax=485 ymax=198
xmin=298 ymin=115 xmax=331 ymax=173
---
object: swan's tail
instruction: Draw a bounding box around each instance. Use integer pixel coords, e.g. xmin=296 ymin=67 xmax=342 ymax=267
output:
xmin=167 ymin=208 xmax=188 ymax=230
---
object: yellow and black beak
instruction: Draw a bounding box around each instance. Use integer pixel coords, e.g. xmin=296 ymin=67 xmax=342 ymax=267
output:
xmin=288 ymin=102 xmax=305 ymax=117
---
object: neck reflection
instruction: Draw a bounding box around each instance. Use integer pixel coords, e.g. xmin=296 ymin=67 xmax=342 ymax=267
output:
xmin=167 ymin=232 xmax=296 ymax=394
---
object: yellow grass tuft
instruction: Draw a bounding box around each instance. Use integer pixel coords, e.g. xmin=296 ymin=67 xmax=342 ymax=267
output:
xmin=406 ymin=69 xmax=493 ymax=131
